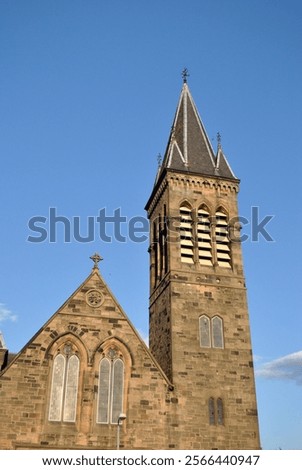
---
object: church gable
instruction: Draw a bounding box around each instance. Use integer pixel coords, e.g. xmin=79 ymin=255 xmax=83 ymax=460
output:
xmin=0 ymin=263 xmax=172 ymax=450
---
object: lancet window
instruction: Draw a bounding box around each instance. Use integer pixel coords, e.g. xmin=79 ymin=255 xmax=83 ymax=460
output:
xmin=49 ymin=343 xmax=79 ymax=422
xmin=97 ymin=348 xmax=124 ymax=425
xmin=199 ymin=315 xmax=224 ymax=349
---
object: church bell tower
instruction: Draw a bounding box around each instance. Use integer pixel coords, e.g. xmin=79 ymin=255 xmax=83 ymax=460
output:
xmin=145 ymin=74 xmax=260 ymax=449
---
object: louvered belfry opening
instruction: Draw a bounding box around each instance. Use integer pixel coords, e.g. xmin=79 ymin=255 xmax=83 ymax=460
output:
xmin=178 ymin=205 xmax=232 ymax=269
xmin=197 ymin=206 xmax=213 ymax=266
xmin=215 ymin=210 xmax=231 ymax=268
xmin=179 ymin=204 xmax=194 ymax=264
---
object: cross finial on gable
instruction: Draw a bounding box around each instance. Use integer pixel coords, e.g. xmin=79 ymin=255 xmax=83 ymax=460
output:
xmin=90 ymin=252 xmax=103 ymax=270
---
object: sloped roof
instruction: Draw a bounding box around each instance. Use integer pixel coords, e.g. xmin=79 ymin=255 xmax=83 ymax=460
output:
xmin=214 ymin=145 xmax=237 ymax=180
xmin=155 ymin=82 xmax=237 ymax=182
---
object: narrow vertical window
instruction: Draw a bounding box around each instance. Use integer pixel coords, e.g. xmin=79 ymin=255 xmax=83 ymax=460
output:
xmin=97 ymin=358 xmax=111 ymax=424
xmin=152 ymin=221 xmax=158 ymax=287
xmin=208 ymin=397 xmax=224 ymax=425
xmin=179 ymin=205 xmax=194 ymax=264
xmin=163 ymin=205 xmax=168 ymax=274
xmin=49 ymin=347 xmax=79 ymax=422
xmin=215 ymin=210 xmax=231 ymax=268
xmin=158 ymin=214 xmax=163 ymax=279
xmin=49 ymin=354 xmax=65 ymax=421
xmin=63 ymin=355 xmax=79 ymax=422
xmin=97 ymin=352 xmax=124 ymax=425
xmin=111 ymin=359 xmax=124 ymax=424
xmin=199 ymin=315 xmax=211 ymax=348
xmin=212 ymin=316 xmax=224 ymax=349
xmin=209 ymin=397 xmax=215 ymax=425
xmin=217 ymin=398 xmax=224 ymax=425
xmin=197 ymin=206 xmax=213 ymax=266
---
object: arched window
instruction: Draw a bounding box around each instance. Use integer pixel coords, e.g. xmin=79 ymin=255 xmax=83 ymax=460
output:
xmin=215 ymin=210 xmax=231 ymax=268
xmin=199 ymin=315 xmax=211 ymax=348
xmin=199 ymin=315 xmax=224 ymax=349
xmin=111 ymin=358 xmax=124 ymax=424
xmin=197 ymin=206 xmax=213 ymax=266
xmin=212 ymin=316 xmax=224 ymax=349
xmin=49 ymin=345 xmax=79 ymax=422
xmin=97 ymin=352 xmax=124 ymax=425
xmin=179 ymin=205 xmax=194 ymax=264
xmin=98 ymin=357 xmax=111 ymax=424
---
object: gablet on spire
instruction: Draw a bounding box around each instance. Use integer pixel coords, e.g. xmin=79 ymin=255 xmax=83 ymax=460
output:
xmin=214 ymin=132 xmax=237 ymax=179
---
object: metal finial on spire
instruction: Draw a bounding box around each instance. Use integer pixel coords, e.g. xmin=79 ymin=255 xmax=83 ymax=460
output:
xmin=182 ymin=68 xmax=190 ymax=83
xmin=217 ymin=132 xmax=222 ymax=149
xmin=90 ymin=252 xmax=103 ymax=269
xmin=157 ymin=153 xmax=162 ymax=167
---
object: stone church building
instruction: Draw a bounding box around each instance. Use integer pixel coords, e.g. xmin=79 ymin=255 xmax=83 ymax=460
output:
xmin=0 ymin=79 xmax=260 ymax=449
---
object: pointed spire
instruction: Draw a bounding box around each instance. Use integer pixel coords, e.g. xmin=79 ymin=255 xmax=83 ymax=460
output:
xmin=158 ymin=79 xmax=237 ymax=180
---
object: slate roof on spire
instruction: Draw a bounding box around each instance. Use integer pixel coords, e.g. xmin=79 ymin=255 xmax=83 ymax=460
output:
xmin=158 ymin=82 xmax=237 ymax=180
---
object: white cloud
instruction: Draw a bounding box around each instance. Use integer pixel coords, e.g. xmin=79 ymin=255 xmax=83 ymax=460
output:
xmin=0 ymin=304 xmax=17 ymax=324
xmin=256 ymin=351 xmax=302 ymax=385
xmin=253 ymin=354 xmax=263 ymax=364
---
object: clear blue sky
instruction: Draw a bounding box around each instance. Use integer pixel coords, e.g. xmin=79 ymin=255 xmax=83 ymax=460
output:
xmin=1 ymin=0 xmax=302 ymax=450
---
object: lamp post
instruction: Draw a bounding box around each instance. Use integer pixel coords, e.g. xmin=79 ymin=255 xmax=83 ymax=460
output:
xmin=117 ymin=413 xmax=127 ymax=450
